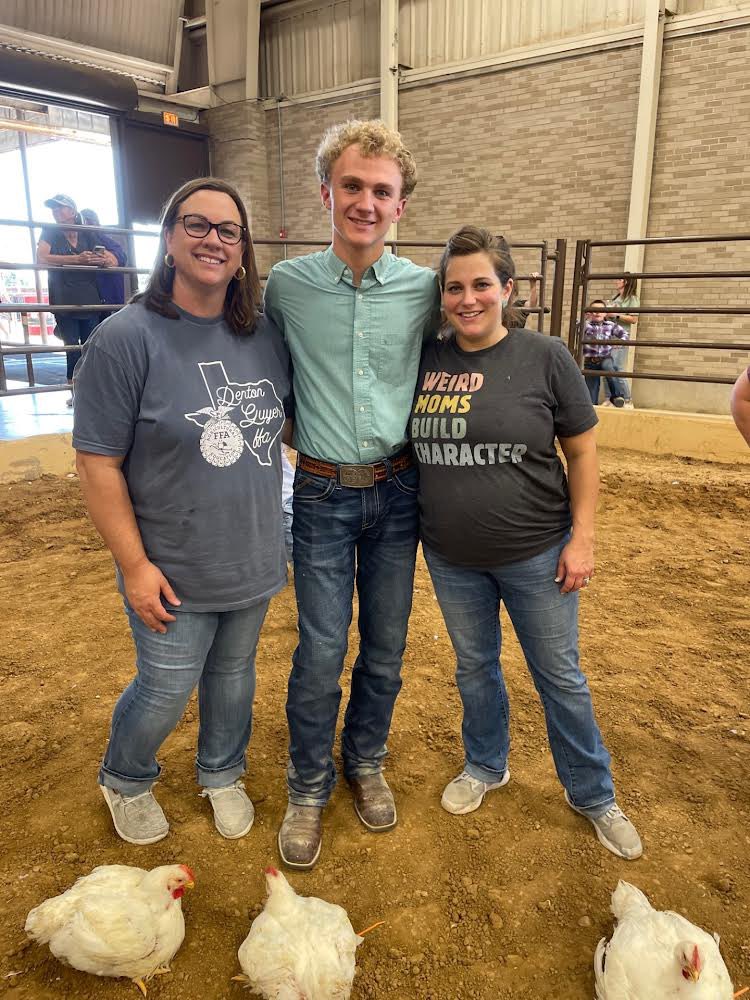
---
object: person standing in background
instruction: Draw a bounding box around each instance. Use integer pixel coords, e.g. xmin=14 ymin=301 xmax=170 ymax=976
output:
xmin=515 ymin=271 xmax=543 ymax=329
xmin=605 ymin=273 xmax=638 ymax=409
xmin=80 ymin=208 xmax=128 ymax=324
xmin=580 ymin=300 xmax=631 ymax=407
xmin=37 ymin=194 xmax=107 ymax=406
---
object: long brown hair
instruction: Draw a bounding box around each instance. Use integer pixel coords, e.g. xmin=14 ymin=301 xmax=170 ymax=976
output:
xmin=439 ymin=226 xmax=523 ymax=330
xmin=132 ymin=177 xmax=262 ymax=335
xmin=616 ymin=273 xmax=638 ymax=300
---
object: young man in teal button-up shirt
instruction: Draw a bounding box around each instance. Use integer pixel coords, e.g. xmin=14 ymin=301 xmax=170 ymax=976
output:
xmin=264 ymin=120 xmax=440 ymax=869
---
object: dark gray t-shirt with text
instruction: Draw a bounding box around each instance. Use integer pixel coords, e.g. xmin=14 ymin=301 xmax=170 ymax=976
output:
xmin=411 ymin=330 xmax=597 ymax=567
xmin=72 ymin=301 xmax=291 ymax=611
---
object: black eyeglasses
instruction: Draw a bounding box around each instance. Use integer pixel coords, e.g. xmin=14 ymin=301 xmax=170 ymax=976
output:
xmin=176 ymin=214 xmax=246 ymax=245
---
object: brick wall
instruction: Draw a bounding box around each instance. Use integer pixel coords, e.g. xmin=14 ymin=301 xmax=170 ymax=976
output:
xmin=396 ymin=46 xmax=641 ymax=332
xmin=204 ymin=25 xmax=750 ymax=413
xmin=204 ymin=101 xmax=276 ymax=274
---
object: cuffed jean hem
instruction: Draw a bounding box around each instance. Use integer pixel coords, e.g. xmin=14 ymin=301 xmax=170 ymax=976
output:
xmin=343 ymin=761 xmax=385 ymax=782
xmin=287 ymin=791 xmax=330 ymax=808
xmin=99 ymin=765 xmax=160 ymax=797
xmin=464 ymin=761 xmax=507 ymax=784
xmin=286 ymin=760 xmax=336 ymax=807
xmin=286 ymin=760 xmax=387 ymax=806
xmin=570 ymin=794 xmax=617 ymax=819
xmin=196 ymin=755 xmax=246 ymax=789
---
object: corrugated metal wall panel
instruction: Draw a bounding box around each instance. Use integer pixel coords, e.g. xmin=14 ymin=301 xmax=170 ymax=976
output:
xmin=678 ymin=0 xmax=727 ymax=14
xmin=0 ymin=0 xmax=181 ymax=66
xmin=261 ymin=0 xmax=379 ymax=97
xmin=679 ymin=0 xmax=736 ymax=9
xmin=260 ymin=0 xmax=688 ymax=99
xmin=0 ymin=0 xmax=736 ymax=101
xmin=399 ymin=0 xmax=646 ymax=70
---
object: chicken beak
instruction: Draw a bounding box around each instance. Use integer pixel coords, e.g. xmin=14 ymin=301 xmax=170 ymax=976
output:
xmin=687 ymin=966 xmax=701 ymax=982
xmin=184 ymin=880 xmax=195 ymax=890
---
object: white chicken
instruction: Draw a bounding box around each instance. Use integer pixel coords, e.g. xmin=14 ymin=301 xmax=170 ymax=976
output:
xmin=25 ymin=863 xmax=194 ymax=996
xmin=234 ymin=866 xmax=363 ymax=999
xmin=594 ymin=880 xmax=736 ymax=999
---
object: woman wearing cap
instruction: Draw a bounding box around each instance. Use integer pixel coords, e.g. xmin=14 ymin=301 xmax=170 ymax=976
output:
xmin=410 ymin=225 xmax=642 ymax=861
xmin=36 ymin=195 xmax=114 ymax=404
xmin=72 ymin=178 xmax=291 ymax=846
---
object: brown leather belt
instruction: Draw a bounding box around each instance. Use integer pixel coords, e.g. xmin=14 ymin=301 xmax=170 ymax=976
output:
xmin=298 ymin=447 xmax=412 ymax=488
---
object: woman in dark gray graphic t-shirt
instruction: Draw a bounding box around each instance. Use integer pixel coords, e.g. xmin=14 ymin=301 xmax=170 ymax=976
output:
xmin=73 ymin=179 xmax=291 ymax=848
xmin=410 ymin=226 xmax=642 ymax=861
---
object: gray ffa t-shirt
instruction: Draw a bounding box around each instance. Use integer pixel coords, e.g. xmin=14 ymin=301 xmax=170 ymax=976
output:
xmin=72 ymin=301 xmax=291 ymax=611
xmin=411 ymin=330 xmax=597 ymax=567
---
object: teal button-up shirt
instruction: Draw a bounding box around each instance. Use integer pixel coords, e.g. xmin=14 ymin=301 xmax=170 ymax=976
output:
xmin=264 ymin=246 xmax=440 ymax=464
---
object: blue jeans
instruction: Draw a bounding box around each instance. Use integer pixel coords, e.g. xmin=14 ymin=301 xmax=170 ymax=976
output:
xmin=56 ymin=314 xmax=98 ymax=381
xmin=100 ymin=599 xmax=269 ymax=795
xmin=587 ymin=352 xmax=630 ymax=404
xmin=423 ymin=539 xmax=615 ymax=818
xmin=287 ymin=464 xmax=420 ymax=806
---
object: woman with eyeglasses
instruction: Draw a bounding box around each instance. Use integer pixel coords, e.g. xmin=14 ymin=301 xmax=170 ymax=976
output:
xmin=73 ymin=178 xmax=291 ymax=846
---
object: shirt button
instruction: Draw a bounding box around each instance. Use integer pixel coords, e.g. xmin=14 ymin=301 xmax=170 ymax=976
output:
xmin=357 ymin=369 xmax=364 ymax=376
xmin=359 ymin=406 xmax=365 ymax=412
xmin=362 ymin=440 xmax=369 ymax=447
xmin=357 ymin=332 xmax=364 ymax=338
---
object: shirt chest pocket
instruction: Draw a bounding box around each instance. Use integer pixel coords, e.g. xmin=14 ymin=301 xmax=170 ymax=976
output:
xmin=374 ymin=331 xmax=419 ymax=386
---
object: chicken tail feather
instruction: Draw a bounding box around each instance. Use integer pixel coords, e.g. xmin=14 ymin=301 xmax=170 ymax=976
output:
xmin=593 ymin=937 xmax=607 ymax=999
xmin=611 ymin=881 xmax=652 ymax=920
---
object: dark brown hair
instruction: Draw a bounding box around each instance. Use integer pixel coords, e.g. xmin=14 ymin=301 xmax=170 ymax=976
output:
xmin=439 ymin=226 xmax=523 ymax=329
xmin=616 ymin=273 xmax=638 ymax=300
xmin=132 ymin=177 xmax=261 ymax=334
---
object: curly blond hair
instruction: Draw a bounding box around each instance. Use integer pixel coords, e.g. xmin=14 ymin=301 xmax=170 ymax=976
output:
xmin=315 ymin=119 xmax=418 ymax=198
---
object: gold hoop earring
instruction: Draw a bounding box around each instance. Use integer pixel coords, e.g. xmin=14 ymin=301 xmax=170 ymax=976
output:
xmin=164 ymin=253 xmax=175 ymax=269
xmin=235 ymin=265 xmax=247 ymax=281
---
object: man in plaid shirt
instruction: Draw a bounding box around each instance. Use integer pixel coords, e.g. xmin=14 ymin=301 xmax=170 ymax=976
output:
xmin=581 ymin=299 xmax=632 ymax=407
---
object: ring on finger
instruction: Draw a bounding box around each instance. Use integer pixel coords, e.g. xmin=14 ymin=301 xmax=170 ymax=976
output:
xmin=582 ymin=576 xmax=591 ymax=586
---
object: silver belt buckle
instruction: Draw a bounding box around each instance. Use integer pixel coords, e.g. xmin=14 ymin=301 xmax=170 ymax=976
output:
xmin=339 ymin=464 xmax=375 ymax=488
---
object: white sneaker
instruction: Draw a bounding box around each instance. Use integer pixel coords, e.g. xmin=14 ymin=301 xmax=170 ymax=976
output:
xmin=201 ymin=780 xmax=254 ymax=839
xmin=622 ymin=400 xmax=635 ymax=409
xmin=565 ymin=791 xmax=642 ymax=860
xmin=100 ymin=785 xmax=169 ymax=845
xmin=441 ymin=769 xmax=510 ymax=815
xmin=599 ymin=399 xmax=614 ymax=408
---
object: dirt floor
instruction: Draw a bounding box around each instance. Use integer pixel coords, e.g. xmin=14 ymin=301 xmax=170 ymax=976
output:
xmin=1 ymin=448 xmax=749 ymax=999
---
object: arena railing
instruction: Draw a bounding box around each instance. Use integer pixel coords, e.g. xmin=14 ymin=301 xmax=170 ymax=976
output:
xmin=0 ymin=222 xmax=566 ymax=396
xmin=568 ymin=235 xmax=750 ymax=386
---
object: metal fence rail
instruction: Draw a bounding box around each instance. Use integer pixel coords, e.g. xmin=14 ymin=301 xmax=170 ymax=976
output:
xmin=1 ymin=228 xmax=564 ymax=396
xmin=568 ymin=235 xmax=750 ymax=388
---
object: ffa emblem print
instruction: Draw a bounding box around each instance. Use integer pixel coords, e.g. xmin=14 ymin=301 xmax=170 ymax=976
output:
xmin=198 ymin=404 xmax=246 ymax=467
xmin=185 ymin=360 xmax=284 ymax=468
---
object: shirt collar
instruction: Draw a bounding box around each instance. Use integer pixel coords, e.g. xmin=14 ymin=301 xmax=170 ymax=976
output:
xmin=323 ymin=245 xmax=391 ymax=285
